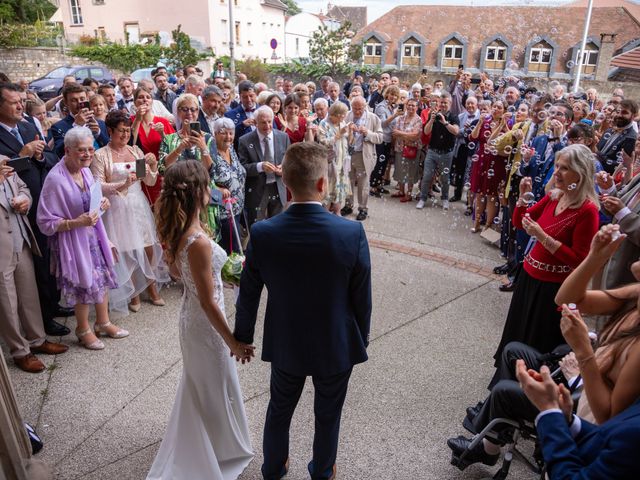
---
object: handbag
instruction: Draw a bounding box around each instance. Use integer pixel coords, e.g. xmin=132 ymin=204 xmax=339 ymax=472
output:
xmin=221 ymin=200 xmax=245 ymax=286
xmin=402 ymin=145 xmax=418 ymax=159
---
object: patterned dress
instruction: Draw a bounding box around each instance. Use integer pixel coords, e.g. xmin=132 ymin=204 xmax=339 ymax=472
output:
xmin=317 ymin=119 xmax=351 ymax=205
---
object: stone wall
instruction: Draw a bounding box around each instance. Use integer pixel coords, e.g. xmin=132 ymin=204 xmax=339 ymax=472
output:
xmin=0 ymin=47 xmax=113 ymax=82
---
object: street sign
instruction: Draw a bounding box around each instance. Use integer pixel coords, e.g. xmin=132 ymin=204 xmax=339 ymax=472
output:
xmin=270 ymin=39 xmax=278 ymax=50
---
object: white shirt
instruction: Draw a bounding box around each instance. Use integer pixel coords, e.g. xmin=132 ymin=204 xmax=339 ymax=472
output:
xmin=256 ymin=130 xmax=275 ymax=182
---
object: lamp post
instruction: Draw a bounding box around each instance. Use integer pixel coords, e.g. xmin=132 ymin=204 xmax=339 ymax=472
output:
xmin=228 ymin=0 xmax=236 ymax=78
xmin=573 ymin=0 xmax=594 ymax=93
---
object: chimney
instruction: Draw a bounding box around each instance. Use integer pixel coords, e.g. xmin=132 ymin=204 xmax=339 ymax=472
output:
xmin=595 ymin=33 xmax=617 ymax=82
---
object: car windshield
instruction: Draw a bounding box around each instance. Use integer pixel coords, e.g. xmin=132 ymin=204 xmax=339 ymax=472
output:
xmin=45 ymin=67 xmax=75 ymax=79
xmin=131 ymin=69 xmax=153 ymax=82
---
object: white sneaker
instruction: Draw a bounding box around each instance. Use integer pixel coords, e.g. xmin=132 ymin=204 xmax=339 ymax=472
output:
xmin=416 ymin=199 xmax=425 ymax=209
xmin=442 ymin=200 xmax=450 ymax=211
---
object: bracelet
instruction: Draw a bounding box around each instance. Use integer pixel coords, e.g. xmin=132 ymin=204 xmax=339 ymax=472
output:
xmin=577 ymin=353 xmax=595 ymax=365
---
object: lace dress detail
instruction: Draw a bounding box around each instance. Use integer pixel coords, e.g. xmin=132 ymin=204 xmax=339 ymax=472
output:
xmin=146 ymin=232 xmax=253 ymax=480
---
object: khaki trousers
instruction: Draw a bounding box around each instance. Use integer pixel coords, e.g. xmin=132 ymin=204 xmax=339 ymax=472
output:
xmin=0 ymin=245 xmax=45 ymax=359
xmin=346 ymin=152 xmax=369 ymax=211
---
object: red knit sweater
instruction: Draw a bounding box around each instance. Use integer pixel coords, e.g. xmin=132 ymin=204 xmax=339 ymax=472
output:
xmin=513 ymin=194 xmax=599 ymax=283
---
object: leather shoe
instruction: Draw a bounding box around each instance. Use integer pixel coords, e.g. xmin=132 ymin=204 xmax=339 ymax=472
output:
xmin=493 ymin=263 xmax=510 ymax=275
xmin=340 ymin=206 xmax=353 ymax=216
xmin=31 ymin=340 xmax=69 ymax=355
xmin=466 ymin=401 xmax=483 ymax=422
xmin=369 ymin=190 xmax=382 ymax=198
xmin=356 ymin=209 xmax=368 ymax=221
xmin=307 ymin=461 xmax=336 ymax=480
xmin=14 ymin=354 xmax=45 ymax=373
xmin=499 ymin=281 xmax=515 ymax=292
xmin=54 ymin=305 xmax=75 ymax=318
xmin=44 ymin=319 xmax=71 ymax=336
xmin=448 ymin=435 xmax=499 ymax=469
xmin=450 ymin=196 xmax=461 ymax=202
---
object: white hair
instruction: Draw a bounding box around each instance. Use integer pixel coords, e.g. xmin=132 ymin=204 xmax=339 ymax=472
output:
xmin=255 ymin=105 xmax=274 ymax=121
xmin=313 ymin=98 xmax=328 ymax=108
xmin=411 ymin=83 xmax=422 ymax=91
xmin=64 ymin=126 xmax=94 ymax=148
xmin=185 ymin=74 xmax=205 ymax=87
xmin=213 ymin=117 xmax=236 ymax=134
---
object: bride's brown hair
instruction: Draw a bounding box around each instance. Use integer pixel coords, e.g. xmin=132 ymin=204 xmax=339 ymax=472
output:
xmin=155 ymin=160 xmax=210 ymax=263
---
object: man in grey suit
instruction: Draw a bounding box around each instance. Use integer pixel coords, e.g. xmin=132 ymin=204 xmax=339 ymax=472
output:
xmin=598 ymin=166 xmax=640 ymax=288
xmin=238 ymin=106 xmax=291 ymax=227
xmin=0 ymin=158 xmax=68 ymax=373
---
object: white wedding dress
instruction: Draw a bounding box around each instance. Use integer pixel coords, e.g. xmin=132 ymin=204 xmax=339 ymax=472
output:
xmin=147 ymin=232 xmax=253 ymax=480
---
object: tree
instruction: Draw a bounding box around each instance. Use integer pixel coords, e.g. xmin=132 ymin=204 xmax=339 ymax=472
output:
xmin=308 ymin=22 xmax=355 ymax=76
xmin=0 ymin=0 xmax=56 ymax=24
xmin=164 ymin=24 xmax=200 ymax=70
xmin=281 ymin=0 xmax=301 ymax=16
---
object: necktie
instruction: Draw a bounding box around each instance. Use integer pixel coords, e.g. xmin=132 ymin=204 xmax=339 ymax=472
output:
xmin=10 ymin=127 xmax=24 ymax=145
xmin=263 ymin=136 xmax=275 ymax=184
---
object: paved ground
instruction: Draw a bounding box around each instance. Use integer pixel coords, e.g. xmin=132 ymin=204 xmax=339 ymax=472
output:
xmin=4 ymin=193 xmax=541 ymax=480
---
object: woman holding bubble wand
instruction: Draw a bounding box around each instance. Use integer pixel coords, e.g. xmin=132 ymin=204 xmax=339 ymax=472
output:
xmin=491 ymin=144 xmax=600 ymax=383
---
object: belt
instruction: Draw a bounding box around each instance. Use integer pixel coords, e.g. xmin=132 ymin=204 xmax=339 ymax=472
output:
xmin=430 ymin=148 xmax=453 ymax=154
xmin=525 ymin=255 xmax=572 ymax=273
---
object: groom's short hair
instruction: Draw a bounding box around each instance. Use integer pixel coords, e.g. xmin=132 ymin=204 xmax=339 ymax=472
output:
xmin=282 ymin=142 xmax=328 ymax=195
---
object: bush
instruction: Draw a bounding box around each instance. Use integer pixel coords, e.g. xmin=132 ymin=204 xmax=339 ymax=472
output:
xmin=237 ymin=58 xmax=269 ymax=83
xmin=0 ymin=21 xmax=62 ymax=48
xmin=71 ymin=43 xmax=164 ymax=74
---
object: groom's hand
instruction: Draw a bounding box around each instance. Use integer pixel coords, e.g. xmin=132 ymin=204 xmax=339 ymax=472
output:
xmin=230 ymin=342 xmax=255 ymax=364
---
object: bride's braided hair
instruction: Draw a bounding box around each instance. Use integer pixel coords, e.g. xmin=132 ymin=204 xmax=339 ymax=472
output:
xmin=155 ymin=160 xmax=210 ymax=263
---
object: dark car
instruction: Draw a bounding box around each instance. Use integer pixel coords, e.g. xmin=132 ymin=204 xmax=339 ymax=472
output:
xmin=29 ymin=65 xmax=114 ymax=100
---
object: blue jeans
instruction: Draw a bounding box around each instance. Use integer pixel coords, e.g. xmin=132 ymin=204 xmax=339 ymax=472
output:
xmin=419 ymin=149 xmax=454 ymax=201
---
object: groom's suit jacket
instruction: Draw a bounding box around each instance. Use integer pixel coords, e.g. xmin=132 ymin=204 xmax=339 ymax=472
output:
xmin=537 ymin=398 xmax=640 ymax=478
xmin=234 ymin=203 xmax=372 ymax=377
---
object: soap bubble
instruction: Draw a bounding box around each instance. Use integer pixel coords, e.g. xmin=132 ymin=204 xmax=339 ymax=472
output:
xmin=568 ymin=183 xmax=577 ymax=190
xmin=521 ymin=191 xmax=535 ymax=204
xmin=468 ymin=142 xmax=476 ymax=149
xmin=488 ymin=168 xmax=495 ymax=177
xmin=443 ymin=168 xmax=450 ymax=174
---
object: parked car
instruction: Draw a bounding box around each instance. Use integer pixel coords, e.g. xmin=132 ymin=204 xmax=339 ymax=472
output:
xmin=29 ymin=65 xmax=114 ymax=100
xmin=130 ymin=67 xmax=155 ymax=87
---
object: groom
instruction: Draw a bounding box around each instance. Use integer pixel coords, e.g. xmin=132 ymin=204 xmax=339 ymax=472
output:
xmin=234 ymin=141 xmax=372 ymax=480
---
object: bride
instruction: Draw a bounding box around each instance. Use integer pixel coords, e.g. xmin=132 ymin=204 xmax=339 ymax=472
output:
xmin=148 ymin=160 xmax=254 ymax=479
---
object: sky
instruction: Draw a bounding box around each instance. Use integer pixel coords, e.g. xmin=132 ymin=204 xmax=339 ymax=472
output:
xmin=297 ymin=0 xmax=640 ymax=23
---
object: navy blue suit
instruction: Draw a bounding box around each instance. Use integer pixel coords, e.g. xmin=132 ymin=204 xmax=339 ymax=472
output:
xmin=235 ymin=203 xmax=371 ymax=479
xmin=224 ymin=105 xmax=254 ymax=150
xmin=50 ymin=114 xmax=109 ymax=159
xmin=537 ymin=399 xmax=640 ymax=479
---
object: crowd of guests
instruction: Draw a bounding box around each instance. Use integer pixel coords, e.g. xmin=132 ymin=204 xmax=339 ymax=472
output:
xmin=2 ymin=63 xmax=640 ymax=477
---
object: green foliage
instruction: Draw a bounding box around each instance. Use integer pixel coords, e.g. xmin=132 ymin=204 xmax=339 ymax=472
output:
xmin=163 ymin=24 xmax=200 ymax=69
xmin=269 ymin=59 xmax=384 ymax=82
xmin=71 ymin=43 xmax=164 ymax=74
xmin=1 ymin=0 xmax=56 ymax=24
xmin=281 ymin=0 xmax=301 ymax=16
xmin=0 ymin=20 xmax=62 ymax=48
xmin=308 ymin=22 xmax=357 ymax=77
xmin=237 ymin=58 xmax=269 ymax=83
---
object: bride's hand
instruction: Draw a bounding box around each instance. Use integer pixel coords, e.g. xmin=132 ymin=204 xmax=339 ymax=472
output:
xmin=229 ymin=341 xmax=255 ymax=363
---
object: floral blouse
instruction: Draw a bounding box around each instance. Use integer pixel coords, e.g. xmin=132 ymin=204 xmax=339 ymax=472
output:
xmin=211 ymin=148 xmax=247 ymax=220
xmin=157 ymin=132 xmax=217 ymax=175
xmin=394 ymin=113 xmax=422 ymax=152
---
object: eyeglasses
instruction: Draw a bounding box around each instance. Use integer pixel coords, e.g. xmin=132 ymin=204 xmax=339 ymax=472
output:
xmin=75 ymin=147 xmax=95 ymax=154
xmin=179 ymin=107 xmax=199 ymax=113
xmin=115 ymin=128 xmax=131 ymax=134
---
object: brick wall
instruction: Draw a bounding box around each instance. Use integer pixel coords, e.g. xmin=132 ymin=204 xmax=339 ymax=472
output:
xmin=0 ymin=47 xmax=114 ymax=82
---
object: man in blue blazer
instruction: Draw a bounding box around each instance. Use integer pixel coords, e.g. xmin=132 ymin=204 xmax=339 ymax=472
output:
xmin=50 ymin=83 xmax=109 ymax=158
xmin=516 ymin=359 xmax=640 ymax=479
xmin=224 ymin=80 xmax=258 ymax=150
xmin=234 ymin=142 xmax=372 ymax=480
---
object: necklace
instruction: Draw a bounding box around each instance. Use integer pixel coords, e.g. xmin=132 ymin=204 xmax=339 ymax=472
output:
xmin=109 ymin=144 xmax=129 ymax=157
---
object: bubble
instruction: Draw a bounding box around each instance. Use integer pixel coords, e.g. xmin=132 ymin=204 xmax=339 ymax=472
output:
xmin=534 ymin=176 xmax=542 ymax=182
xmin=521 ymin=191 xmax=535 ymax=204
xmin=489 ymin=139 xmax=497 ymax=146
xmin=566 ymin=60 xmax=575 ymax=68
xmin=379 ymin=155 xmax=386 ymax=161
xmin=568 ymin=183 xmax=577 ymax=190
xmin=551 ymin=27 xmax=558 ymax=34
xmin=507 ymin=106 xmax=516 ymax=113
xmin=468 ymin=142 xmax=476 ymax=149
xmin=603 ymin=132 xmax=612 ymax=140
xmin=493 ymin=216 xmax=501 ymax=224
xmin=538 ymin=111 xmax=548 ymax=121
xmin=249 ymin=144 xmax=254 ymax=148
xmin=596 ymin=113 xmax=605 ymax=122
xmin=484 ymin=130 xmax=491 ymax=138
xmin=464 ymin=182 xmax=471 ymax=190
xmin=471 ymin=154 xmax=480 ymax=162
xmin=236 ymin=113 xmax=240 ymax=118
xmin=490 ymin=122 xmax=497 ymax=129
xmin=490 ymin=148 xmax=498 ymax=155
xmin=488 ymin=169 xmax=495 ymax=177
xmin=443 ymin=168 xmax=450 ymax=174
xmin=544 ymin=103 xmax=552 ymax=110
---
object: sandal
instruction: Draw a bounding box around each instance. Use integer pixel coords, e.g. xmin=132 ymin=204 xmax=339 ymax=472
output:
xmin=94 ymin=322 xmax=129 ymax=339
xmin=75 ymin=328 xmax=105 ymax=350
xmin=391 ymin=192 xmax=404 ymax=198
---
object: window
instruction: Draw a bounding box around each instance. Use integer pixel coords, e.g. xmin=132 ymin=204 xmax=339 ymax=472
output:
xmin=96 ymin=27 xmax=106 ymax=42
xmin=69 ymin=0 xmax=83 ymax=25
xmin=125 ymin=23 xmax=140 ymax=44
xmin=364 ymin=41 xmax=382 ymax=65
xmin=529 ymin=48 xmax=552 ymax=64
xmin=295 ymin=37 xmax=299 ymax=56
xmin=443 ymin=45 xmax=463 ymax=60
xmin=578 ymin=49 xmax=598 ymax=66
xmin=221 ymin=19 xmax=227 ymax=44
xmin=235 ymin=22 xmax=240 ymax=45
xmin=486 ymin=46 xmax=506 ymax=61
xmin=90 ymin=68 xmax=104 ymax=79
xmin=402 ymin=39 xmax=421 ymax=66
xmin=92 ymin=0 xmax=105 ymax=4
xmin=74 ymin=68 xmax=89 ymax=81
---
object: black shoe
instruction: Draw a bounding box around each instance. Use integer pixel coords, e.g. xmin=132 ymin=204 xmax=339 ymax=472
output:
xmin=356 ymin=210 xmax=368 ymax=221
xmin=44 ymin=319 xmax=71 ymax=336
xmin=340 ymin=206 xmax=353 ymax=216
xmin=450 ymin=196 xmax=461 ymax=202
xmin=448 ymin=435 xmax=500 ymax=470
xmin=383 ymin=179 xmax=391 ymax=186
xmin=464 ymin=207 xmax=472 ymax=216
xmin=493 ymin=263 xmax=510 ymax=275
xmin=54 ymin=306 xmax=75 ymax=318
xmin=499 ymin=281 xmax=515 ymax=292
xmin=369 ymin=190 xmax=382 ymax=198
xmin=432 ymin=184 xmax=441 ymax=193
xmin=380 ymin=187 xmax=390 ymax=194
xmin=466 ymin=401 xmax=484 ymax=422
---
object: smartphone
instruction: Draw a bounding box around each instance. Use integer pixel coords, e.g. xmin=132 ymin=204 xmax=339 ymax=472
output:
xmin=421 ymin=68 xmax=427 ymax=75
xmin=458 ymin=64 xmax=464 ymax=70
xmin=79 ymin=101 xmax=90 ymax=110
xmin=420 ymin=88 xmax=426 ymax=97
xmin=7 ymin=156 xmax=30 ymax=173
xmin=398 ymin=103 xmax=404 ymax=111
xmin=135 ymin=158 xmax=146 ymax=179
xmin=470 ymin=78 xmax=481 ymax=85
xmin=189 ymin=122 xmax=201 ymax=134
xmin=209 ymin=188 xmax=223 ymax=206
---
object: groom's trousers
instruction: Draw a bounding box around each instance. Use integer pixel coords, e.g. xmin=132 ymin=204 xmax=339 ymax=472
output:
xmin=261 ymin=365 xmax=353 ymax=480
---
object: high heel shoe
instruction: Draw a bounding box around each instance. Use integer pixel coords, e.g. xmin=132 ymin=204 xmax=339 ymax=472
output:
xmin=149 ymin=297 xmax=165 ymax=307
xmin=75 ymin=328 xmax=105 ymax=350
xmin=94 ymin=322 xmax=129 ymax=339
xmin=128 ymin=302 xmax=141 ymax=313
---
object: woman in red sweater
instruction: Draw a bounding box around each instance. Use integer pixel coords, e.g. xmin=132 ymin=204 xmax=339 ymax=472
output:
xmin=493 ymin=144 xmax=600 ymax=370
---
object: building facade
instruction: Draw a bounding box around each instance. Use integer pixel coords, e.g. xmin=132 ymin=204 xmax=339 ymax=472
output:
xmin=54 ymin=0 xmax=287 ymax=62
xmin=354 ymin=5 xmax=640 ymax=80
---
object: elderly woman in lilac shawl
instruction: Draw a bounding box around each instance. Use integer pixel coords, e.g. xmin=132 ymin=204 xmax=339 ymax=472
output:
xmin=37 ymin=127 xmax=129 ymax=351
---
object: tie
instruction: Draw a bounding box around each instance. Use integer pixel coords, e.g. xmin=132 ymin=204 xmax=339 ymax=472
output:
xmin=263 ymin=136 xmax=275 ymax=184
xmin=10 ymin=127 xmax=24 ymax=145
xmin=245 ymin=108 xmax=255 ymax=113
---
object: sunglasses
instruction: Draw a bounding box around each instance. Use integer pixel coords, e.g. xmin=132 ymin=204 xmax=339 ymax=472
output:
xmin=179 ymin=107 xmax=199 ymax=113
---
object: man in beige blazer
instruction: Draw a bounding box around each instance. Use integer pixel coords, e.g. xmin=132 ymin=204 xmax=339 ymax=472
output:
xmin=343 ymin=96 xmax=383 ymax=220
xmin=0 ymin=158 xmax=68 ymax=373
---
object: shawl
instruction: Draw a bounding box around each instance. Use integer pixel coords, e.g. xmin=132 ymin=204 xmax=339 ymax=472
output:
xmin=37 ymin=159 xmax=115 ymax=289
